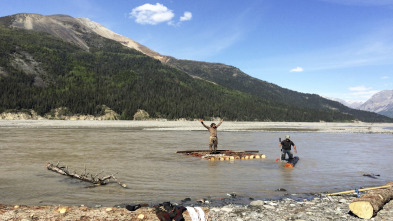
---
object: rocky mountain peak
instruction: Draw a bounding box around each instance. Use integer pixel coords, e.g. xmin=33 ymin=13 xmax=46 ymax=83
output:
xmin=359 ymin=90 xmax=393 ymax=114
xmin=0 ymin=13 xmax=167 ymax=62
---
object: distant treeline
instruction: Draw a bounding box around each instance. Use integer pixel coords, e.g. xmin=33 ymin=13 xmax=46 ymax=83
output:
xmin=0 ymin=26 xmax=391 ymax=122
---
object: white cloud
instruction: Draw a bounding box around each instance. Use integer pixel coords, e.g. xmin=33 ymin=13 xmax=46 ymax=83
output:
xmin=130 ymin=3 xmax=174 ymax=25
xmin=348 ymin=86 xmax=379 ymax=100
xmin=180 ymin=11 xmax=192 ymax=21
xmin=290 ymin=67 xmax=304 ymax=72
xmin=381 ymin=76 xmax=390 ymax=79
xmin=349 ymin=86 xmax=371 ymax=92
xmin=351 ymin=90 xmax=380 ymax=100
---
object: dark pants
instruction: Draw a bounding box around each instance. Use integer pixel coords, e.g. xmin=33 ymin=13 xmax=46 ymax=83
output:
xmin=281 ymin=149 xmax=293 ymax=160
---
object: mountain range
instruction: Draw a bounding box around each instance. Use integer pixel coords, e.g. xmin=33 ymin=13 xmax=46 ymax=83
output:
xmin=0 ymin=13 xmax=391 ymax=122
xmin=328 ymin=90 xmax=393 ymax=118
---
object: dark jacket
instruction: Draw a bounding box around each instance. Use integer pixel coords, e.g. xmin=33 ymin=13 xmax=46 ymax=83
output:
xmin=281 ymin=139 xmax=295 ymax=150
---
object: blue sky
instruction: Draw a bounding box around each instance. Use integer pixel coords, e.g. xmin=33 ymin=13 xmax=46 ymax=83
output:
xmin=1 ymin=0 xmax=393 ymax=102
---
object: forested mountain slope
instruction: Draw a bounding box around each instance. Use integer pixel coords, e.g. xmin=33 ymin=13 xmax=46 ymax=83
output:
xmin=165 ymin=58 xmax=391 ymax=122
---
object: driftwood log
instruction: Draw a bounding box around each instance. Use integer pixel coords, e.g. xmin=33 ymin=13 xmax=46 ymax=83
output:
xmin=349 ymin=182 xmax=393 ymax=219
xmin=46 ymin=162 xmax=126 ymax=188
xmin=284 ymin=156 xmax=300 ymax=168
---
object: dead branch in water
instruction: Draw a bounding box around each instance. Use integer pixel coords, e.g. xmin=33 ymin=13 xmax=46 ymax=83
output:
xmin=46 ymin=162 xmax=127 ymax=188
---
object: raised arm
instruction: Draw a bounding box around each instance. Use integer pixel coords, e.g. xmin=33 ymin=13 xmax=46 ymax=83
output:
xmin=216 ymin=117 xmax=224 ymax=127
xmin=200 ymin=119 xmax=209 ymax=129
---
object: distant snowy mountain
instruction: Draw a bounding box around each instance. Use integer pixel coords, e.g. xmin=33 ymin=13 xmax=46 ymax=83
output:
xmin=326 ymin=97 xmax=363 ymax=109
xmin=358 ymin=90 xmax=393 ymax=118
xmin=329 ymin=90 xmax=393 ymax=118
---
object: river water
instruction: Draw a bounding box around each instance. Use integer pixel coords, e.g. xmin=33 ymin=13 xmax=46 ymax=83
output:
xmin=1 ymin=121 xmax=392 ymax=207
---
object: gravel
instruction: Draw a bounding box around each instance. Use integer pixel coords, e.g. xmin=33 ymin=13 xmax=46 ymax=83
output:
xmin=1 ymin=194 xmax=393 ymax=220
xmin=208 ymin=194 xmax=393 ymax=221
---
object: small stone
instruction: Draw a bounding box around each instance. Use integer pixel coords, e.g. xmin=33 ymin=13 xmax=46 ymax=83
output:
xmin=196 ymin=198 xmax=205 ymax=203
xmin=137 ymin=214 xmax=145 ymax=219
xmin=250 ymin=200 xmax=264 ymax=206
xmin=57 ymin=207 xmax=68 ymax=214
xmin=182 ymin=197 xmax=191 ymax=202
xmin=221 ymin=207 xmax=233 ymax=213
xmin=276 ymin=188 xmax=287 ymax=192
xmin=338 ymin=199 xmax=347 ymax=204
xmin=80 ymin=206 xmax=88 ymax=211
xmin=263 ymin=205 xmax=275 ymax=209
xmin=210 ymin=208 xmax=221 ymax=212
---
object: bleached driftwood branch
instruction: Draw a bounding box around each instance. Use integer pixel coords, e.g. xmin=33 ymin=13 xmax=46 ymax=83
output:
xmin=46 ymin=162 xmax=126 ymax=188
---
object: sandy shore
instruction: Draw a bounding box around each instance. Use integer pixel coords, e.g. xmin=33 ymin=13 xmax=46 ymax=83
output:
xmin=1 ymin=120 xmax=393 ymax=134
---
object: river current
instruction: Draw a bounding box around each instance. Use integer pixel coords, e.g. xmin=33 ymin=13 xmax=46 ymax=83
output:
xmin=0 ymin=121 xmax=392 ymax=206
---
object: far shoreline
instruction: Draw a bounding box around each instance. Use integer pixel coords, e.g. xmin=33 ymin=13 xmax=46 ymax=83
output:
xmin=0 ymin=119 xmax=392 ymax=134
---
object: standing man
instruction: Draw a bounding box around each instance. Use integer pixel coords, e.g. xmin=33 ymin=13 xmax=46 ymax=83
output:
xmin=200 ymin=118 xmax=224 ymax=153
xmin=279 ymin=135 xmax=297 ymax=160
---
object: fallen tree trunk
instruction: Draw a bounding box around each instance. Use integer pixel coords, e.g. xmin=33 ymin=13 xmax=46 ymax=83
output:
xmin=349 ymin=182 xmax=393 ymax=219
xmin=284 ymin=156 xmax=299 ymax=168
xmin=46 ymin=162 xmax=126 ymax=188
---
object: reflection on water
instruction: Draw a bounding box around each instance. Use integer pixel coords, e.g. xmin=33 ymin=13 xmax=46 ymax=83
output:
xmin=0 ymin=126 xmax=392 ymax=206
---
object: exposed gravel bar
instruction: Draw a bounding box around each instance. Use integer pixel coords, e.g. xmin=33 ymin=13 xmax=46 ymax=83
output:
xmin=1 ymin=194 xmax=393 ymax=220
xmin=209 ymin=194 xmax=393 ymax=221
xmin=0 ymin=120 xmax=393 ymax=134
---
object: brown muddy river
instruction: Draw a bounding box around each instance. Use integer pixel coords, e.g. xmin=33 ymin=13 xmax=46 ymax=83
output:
xmin=0 ymin=121 xmax=392 ymax=207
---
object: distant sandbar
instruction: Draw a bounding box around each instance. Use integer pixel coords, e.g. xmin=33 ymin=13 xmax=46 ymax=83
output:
xmin=0 ymin=120 xmax=392 ymax=134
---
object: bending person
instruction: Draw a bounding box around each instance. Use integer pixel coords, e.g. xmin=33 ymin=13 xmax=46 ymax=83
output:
xmin=279 ymin=135 xmax=297 ymax=160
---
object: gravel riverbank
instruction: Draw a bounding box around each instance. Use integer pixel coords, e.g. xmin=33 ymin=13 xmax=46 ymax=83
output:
xmin=209 ymin=194 xmax=393 ymax=221
xmin=1 ymin=194 xmax=393 ymax=220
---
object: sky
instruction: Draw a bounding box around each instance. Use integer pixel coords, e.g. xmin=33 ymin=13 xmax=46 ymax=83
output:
xmin=1 ymin=0 xmax=393 ymax=103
